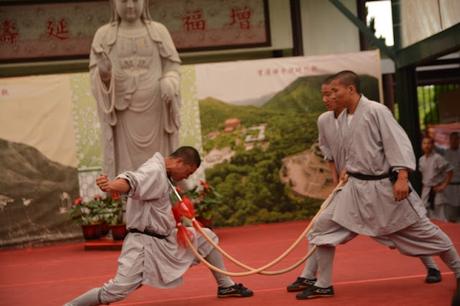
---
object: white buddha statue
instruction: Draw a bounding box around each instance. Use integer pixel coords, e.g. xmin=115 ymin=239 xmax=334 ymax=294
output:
xmin=90 ymin=0 xmax=181 ymax=178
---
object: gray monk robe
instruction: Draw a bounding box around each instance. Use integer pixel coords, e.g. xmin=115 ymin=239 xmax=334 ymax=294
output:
xmin=315 ymin=107 xmax=440 ymax=269
xmin=317 ymin=111 xmax=345 ymax=171
xmin=315 ymin=108 xmax=414 ymax=249
xmin=307 ymin=96 xmax=460 ymax=290
xmin=309 ymin=96 xmax=452 ymax=253
xmin=104 ymin=152 xmax=217 ymax=291
xmin=330 ymin=96 xmax=426 ymax=237
xmin=444 ymin=148 xmax=460 ymax=220
xmin=419 ymin=152 xmax=454 ymax=214
xmin=90 ymin=21 xmax=181 ymax=178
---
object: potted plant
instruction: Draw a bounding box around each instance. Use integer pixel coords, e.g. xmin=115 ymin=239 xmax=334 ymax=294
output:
xmin=101 ymin=192 xmax=127 ymax=240
xmin=183 ymin=180 xmax=222 ymax=228
xmin=69 ymin=196 xmax=105 ymax=240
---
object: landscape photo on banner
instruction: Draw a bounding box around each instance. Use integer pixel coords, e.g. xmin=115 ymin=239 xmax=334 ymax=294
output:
xmin=0 ymin=66 xmax=202 ymax=248
xmin=194 ymin=50 xmax=382 ymax=226
xmin=0 ymin=74 xmax=81 ymax=247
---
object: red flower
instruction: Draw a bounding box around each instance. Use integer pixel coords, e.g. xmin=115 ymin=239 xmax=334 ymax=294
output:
xmin=73 ymin=197 xmax=82 ymax=206
xmin=111 ymin=192 xmax=121 ymax=201
xmin=199 ymin=180 xmax=210 ymax=191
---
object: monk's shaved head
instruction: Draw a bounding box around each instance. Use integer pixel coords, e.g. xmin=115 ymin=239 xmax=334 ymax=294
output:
xmin=332 ymin=70 xmax=361 ymax=94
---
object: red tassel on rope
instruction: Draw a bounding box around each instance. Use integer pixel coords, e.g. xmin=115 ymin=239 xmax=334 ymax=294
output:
xmin=172 ymin=196 xmax=196 ymax=222
xmin=171 ymin=195 xmax=196 ymax=248
xmin=180 ymin=196 xmax=196 ymax=219
xmin=176 ymin=223 xmax=194 ymax=248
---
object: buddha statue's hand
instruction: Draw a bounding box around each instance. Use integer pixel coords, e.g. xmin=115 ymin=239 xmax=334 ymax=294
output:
xmin=160 ymin=76 xmax=177 ymax=103
xmin=96 ymin=50 xmax=112 ymax=83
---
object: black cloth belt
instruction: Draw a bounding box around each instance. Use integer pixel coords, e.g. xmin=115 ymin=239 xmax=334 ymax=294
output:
xmin=347 ymin=172 xmax=389 ymax=180
xmin=449 ymin=182 xmax=460 ymax=185
xmin=128 ymin=228 xmax=168 ymax=239
xmin=428 ymin=188 xmax=436 ymax=210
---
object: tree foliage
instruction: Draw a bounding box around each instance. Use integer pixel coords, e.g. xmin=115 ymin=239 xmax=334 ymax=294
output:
xmin=200 ymin=74 xmax=379 ymax=226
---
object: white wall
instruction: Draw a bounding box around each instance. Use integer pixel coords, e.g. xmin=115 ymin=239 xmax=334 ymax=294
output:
xmin=401 ymin=0 xmax=460 ymax=47
xmin=268 ymin=0 xmax=294 ymax=50
xmin=301 ymin=0 xmax=360 ymax=56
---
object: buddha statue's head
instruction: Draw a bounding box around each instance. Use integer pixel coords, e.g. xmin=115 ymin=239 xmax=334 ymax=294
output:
xmin=110 ymin=0 xmax=152 ymax=24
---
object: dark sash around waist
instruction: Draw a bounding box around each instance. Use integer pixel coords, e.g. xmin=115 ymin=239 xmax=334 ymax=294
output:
xmin=347 ymin=172 xmax=389 ymax=181
xmin=128 ymin=228 xmax=168 ymax=239
xmin=428 ymin=187 xmax=436 ymax=210
xmin=449 ymin=182 xmax=460 ymax=185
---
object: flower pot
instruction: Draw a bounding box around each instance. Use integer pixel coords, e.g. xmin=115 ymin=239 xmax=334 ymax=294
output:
xmin=110 ymin=224 xmax=127 ymax=241
xmin=81 ymin=224 xmax=103 ymax=240
xmin=100 ymin=223 xmax=110 ymax=237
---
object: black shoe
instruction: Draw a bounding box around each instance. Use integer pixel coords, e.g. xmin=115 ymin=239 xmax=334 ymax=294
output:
xmin=286 ymin=277 xmax=317 ymax=292
xmin=296 ymin=285 xmax=334 ymax=300
xmin=217 ymin=283 xmax=254 ymax=298
xmin=425 ymin=268 xmax=442 ymax=283
xmin=452 ymin=278 xmax=460 ymax=306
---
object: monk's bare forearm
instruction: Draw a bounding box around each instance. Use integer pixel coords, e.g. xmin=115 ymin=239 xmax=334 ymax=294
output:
xmin=96 ymin=175 xmax=130 ymax=193
xmin=108 ymin=178 xmax=130 ymax=193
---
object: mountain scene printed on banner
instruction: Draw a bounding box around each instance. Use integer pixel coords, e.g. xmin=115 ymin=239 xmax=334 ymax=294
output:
xmin=199 ymin=74 xmax=379 ymax=227
xmin=0 ymin=139 xmax=80 ymax=248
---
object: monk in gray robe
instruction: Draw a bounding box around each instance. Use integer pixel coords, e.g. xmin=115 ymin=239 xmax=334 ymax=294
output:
xmin=64 ymin=147 xmax=253 ymax=306
xmin=297 ymin=71 xmax=460 ymax=303
xmin=287 ymin=77 xmax=344 ymax=293
xmin=288 ymin=77 xmax=442 ymax=294
xmin=90 ymin=0 xmax=181 ymax=178
xmin=443 ymin=132 xmax=460 ymax=222
xmin=419 ymin=136 xmax=453 ymax=221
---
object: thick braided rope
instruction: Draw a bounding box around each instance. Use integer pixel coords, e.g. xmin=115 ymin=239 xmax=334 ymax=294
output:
xmin=185 ymin=232 xmax=317 ymax=277
xmin=188 ymin=184 xmax=339 ymax=276
xmin=171 ymin=179 xmax=344 ymax=276
xmin=193 ymin=219 xmax=317 ymax=275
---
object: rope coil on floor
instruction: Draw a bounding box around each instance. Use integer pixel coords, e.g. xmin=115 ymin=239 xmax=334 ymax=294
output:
xmin=169 ymin=179 xmax=345 ymax=277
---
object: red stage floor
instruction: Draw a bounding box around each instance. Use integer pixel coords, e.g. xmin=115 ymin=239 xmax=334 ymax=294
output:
xmin=0 ymin=220 xmax=458 ymax=306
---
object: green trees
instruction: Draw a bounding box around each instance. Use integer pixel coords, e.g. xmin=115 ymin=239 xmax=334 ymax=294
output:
xmin=203 ymin=112 xmax=322 ymax=226
xmin=200 ymin=74 xmax=379 ymax=226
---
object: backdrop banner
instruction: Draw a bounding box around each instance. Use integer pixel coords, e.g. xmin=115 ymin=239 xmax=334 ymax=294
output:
xmin=194 ymin=50 xmax=382 ymax=226
xmin=0 ymin=50 xmax=381 ymax=246
xmin=0 ymin=74 xmax=81 ymax=247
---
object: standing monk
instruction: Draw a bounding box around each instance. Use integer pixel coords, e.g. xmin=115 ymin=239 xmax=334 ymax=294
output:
xmin=444 ymin=132 xmax=460 ymax=222
xmin=288 ymin=76 xmax=442 ymax=296
xmin=90 ymin=0 xmax=181 ymax=178
xmin=297 ymin=71 xmax=460 ymax=303
xmin=419 ymin=136 xmax=453 ymax=221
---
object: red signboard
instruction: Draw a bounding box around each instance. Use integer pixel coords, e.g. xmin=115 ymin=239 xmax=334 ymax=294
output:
xmin=0 ymin=0 xmax=270 ymax=62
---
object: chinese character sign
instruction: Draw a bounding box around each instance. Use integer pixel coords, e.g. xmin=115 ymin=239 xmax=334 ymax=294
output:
xmin=0 ymin=0 xmax=269 ymax=62
xmin=151 ymin=0 xmax=269 ymax=50
xmin=47 ymin=18 xmax=70 ymax=40
xmin=229 ymin=6 xmax=252 ymax=30
xmin=0 ymin=19 xmax=19 ymax=45
xmin=183 ymin=9 xmax=206 ymax=32
xmin=0 ymin=2 xmax=109 ymax=61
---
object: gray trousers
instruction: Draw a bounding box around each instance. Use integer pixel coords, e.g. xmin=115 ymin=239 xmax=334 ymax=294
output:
xmin=65 ymin=228 xmax=233 ymax=306
xmin=308 ymin=201 xmax=460 ymax=288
